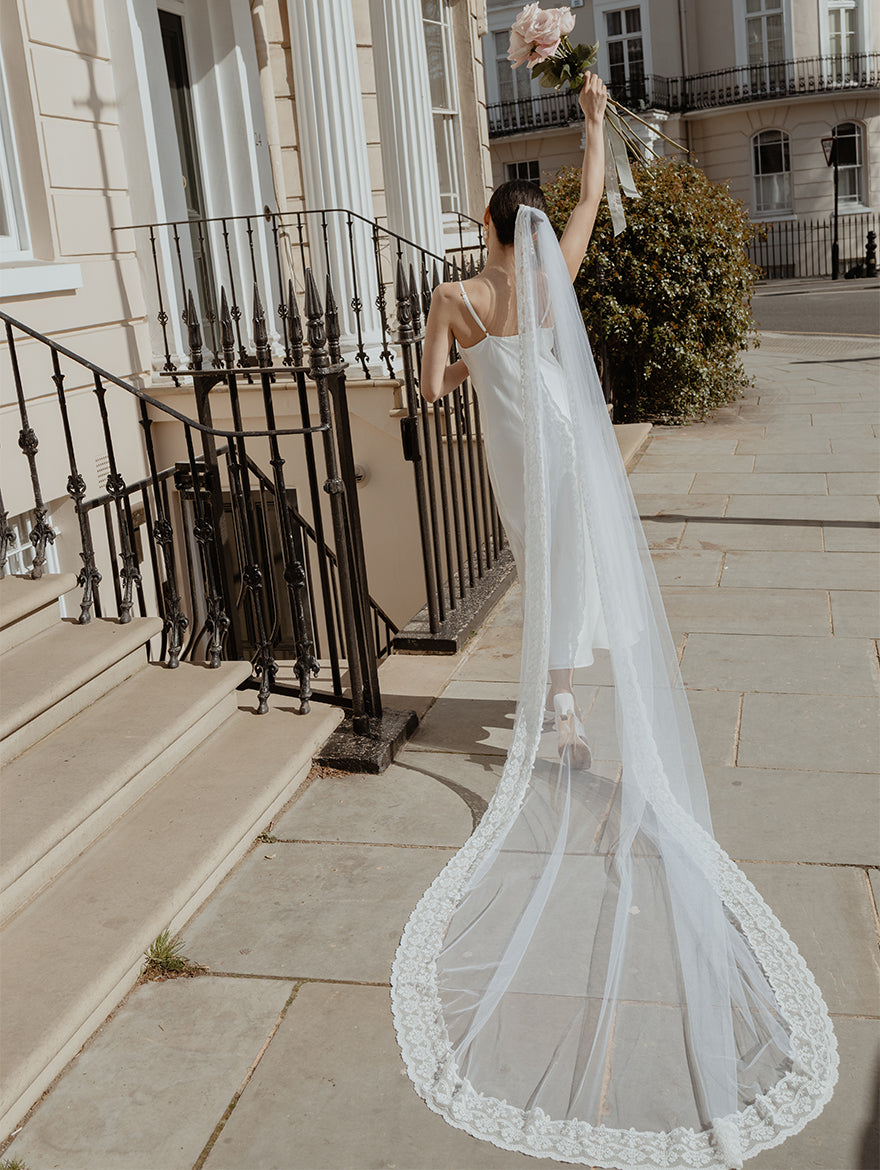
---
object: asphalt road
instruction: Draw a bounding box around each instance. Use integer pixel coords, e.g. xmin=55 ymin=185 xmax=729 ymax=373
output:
xmin=752 ymin=277 xmax=879 ymax=336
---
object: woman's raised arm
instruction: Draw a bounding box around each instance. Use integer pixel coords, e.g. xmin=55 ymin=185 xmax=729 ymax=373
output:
xmin=558 ymin=74 xmax=607 ymax=282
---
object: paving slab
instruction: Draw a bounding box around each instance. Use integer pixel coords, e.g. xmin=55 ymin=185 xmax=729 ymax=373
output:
xmin=640 ymin=517 xmax=687 ymax=548
xmin=182 ymin=842 xmax=450 ymax=982
xmin=648 ymin=549 xmax=724 ymax=586
xmin=830 ymin=437 xmax=880 ymax=454
xmin=271 ymin=753 xmax=502 ymax=846
xmin=634 ymin=453 xmax=755 ymax=473
xmin=454 ymin=623 xmax=523 ymax=682
xmin=691 ymin=472 xmax=829 ymax=496
xmin=406 ymin=679 xmax=519 ymax=755
xmin=741 ymin=862 xmax=880 ymax=1016
xmin=684 ymin=689 xmax=741 ymax=766
xmin=706 ymin=766 xmax=878 ymax=864
xmin=377 ymin=651 xmax=466 ymax=720
xmin=725 ymin=493 xmax=879 ymax=521
xmin=660 ymin=587 xmax=831 ymax=636
xmin=645 ymin=437 xmax=739 ymax=454
xmin=749 ymin=1015 xmax=879 ymax=1170
xmin=827 ymin=471 xmax=880 ymax=495
xmin=829 ymin=589 xmax=880 ymax=637
xmin=635 ymin=493 xmax=729 ymax=519
xmin=4 ymin=976 xmax=291 ymax=1170
xmin=822 ymin=523 xmax=880 ymax=552
xmin=202 ymin=982 xmax=564 ymax=1170
xmin=720 ymin=550 xmax=879 ymax=590
xmin=753 ymin=452 xmax=878 ymax=472
xmin=738 ymin=692 xmax=879 ymax=773
xmin=627 ymin=471 xmax=697 ymax=495
xmin=679 ymin=518 xmax=823 ymax=551
xmin=734 ymin=436 xmax=834 ymax=454
xmin=680 ymin=632 xmax=878 ymax=696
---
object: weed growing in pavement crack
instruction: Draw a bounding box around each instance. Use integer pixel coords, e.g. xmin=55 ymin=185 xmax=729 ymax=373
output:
xmin=141 ymin=929 xmax=207 ymax=981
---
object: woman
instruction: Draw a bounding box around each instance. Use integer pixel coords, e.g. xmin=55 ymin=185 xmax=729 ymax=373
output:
xmin=392 ymin=73 xmax=837 ymax=1169
xmin=418 ymin=77 xmax=609 ymax=764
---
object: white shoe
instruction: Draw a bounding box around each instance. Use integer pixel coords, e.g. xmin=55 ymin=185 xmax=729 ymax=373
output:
xmin=552 ymin=692 xmax=592 ymax=770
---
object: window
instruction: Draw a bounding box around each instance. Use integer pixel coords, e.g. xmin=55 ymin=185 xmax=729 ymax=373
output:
xmin=506 ymin=160 xmax=541 ymax=183
xmin=746 ymin=0 xmax=785 ymax=64
xmin=495 ymin=29 xmax=533 ymax=105
xmin=752 ymin=129 xmax=792 ymax=214
xmin=0 ymin=48 xmax=29 ymax=259
xmin=746 ymin=0 xmax=786 ymax=91
xmin=604 ymin=7 xmax=645 ymax=103
xmin=834 ymin=122 xmax=864 ymax=204
xmin=828 ymin=1 xmax=859 ymax=81
xmin=422 ymin=0 xmax=464 ymax=216
xmin=3 ymin=509 xmax=61 ymax=580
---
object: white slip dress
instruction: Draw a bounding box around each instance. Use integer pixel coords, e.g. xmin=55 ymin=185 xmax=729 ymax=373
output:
xmin=457 ymin=282 xmax=609 ymax=671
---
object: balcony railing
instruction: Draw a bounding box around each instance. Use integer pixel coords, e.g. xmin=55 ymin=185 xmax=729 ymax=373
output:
xmin=487 ymin=52 xmax=880 ymax=135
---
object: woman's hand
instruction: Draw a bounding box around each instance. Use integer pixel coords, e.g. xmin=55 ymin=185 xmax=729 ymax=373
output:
xmin=578 ymin=71 xmax=607 ymax=126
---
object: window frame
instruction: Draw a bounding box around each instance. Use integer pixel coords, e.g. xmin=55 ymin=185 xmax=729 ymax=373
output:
xmin=818 ymin=0 xmax=872 ymax=63
xmin=422 ymin=0 xmax=466 ymax=219
xmin=733 ymin=0 xmax=794 ymax=70
xmin=751 ymin=127 xmax=793 ymax=216
xmin=0 ymin=44 xmax=31 ymax=261
xmin=833 ymin=121 xmax=866 ymax=208
xmin=593 ymin=1 xmax=654 ymax=87
xmin=505 ymin=159 xmax=541 ymax=183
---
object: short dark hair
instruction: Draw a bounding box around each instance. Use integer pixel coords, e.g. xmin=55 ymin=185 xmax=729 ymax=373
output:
xmin=488 ymin=180 xmax=547 ymax=247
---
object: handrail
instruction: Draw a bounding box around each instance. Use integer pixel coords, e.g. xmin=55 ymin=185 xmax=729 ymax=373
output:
xmin=0 ymin=311 xmax=326 ymax=442
xmin=243 ymin=452 xmax=399 ymax=635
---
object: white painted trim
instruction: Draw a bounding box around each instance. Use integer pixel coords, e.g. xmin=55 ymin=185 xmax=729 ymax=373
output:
xmin=817 ymin=0 xmax=871 ymax=57
xmin=732 ymin=0 xmax=794 ymax=70
xmin=0 ymin=263 xmax=83 ymax=299
xmin=592 ymin=1 xmax=654 ymax=86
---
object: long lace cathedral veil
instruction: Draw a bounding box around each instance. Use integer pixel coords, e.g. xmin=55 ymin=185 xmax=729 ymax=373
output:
xmin=390 ymin=205 xmax=837 ymax=1168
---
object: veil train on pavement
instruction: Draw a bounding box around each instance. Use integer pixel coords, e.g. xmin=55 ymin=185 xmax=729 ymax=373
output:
xmin=391 ymin=205 xmax=837 ymax=1169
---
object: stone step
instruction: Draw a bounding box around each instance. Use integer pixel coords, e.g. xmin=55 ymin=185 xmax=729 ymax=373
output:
xmin=0 ymin=616 xmax=163 ymax=767
xmin=0 ymin=659 xmax=253 ymax=925
xmin=0 ymin=698 xmax=343 ymax=1138
xmin=0 ymin=573 xmax=78 ymax=655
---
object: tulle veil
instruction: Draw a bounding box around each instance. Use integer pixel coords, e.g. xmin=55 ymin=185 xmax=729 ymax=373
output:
xmin=390 ymin=205 xmax=837 ymax=1168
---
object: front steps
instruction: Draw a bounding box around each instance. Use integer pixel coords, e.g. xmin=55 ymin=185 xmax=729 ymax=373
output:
xmin=0 ymin=575 xmax=343 ymax=1138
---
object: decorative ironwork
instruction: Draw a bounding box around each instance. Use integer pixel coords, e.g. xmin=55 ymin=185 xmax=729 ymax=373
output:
xmin=6 ymin=321 xmax=56 ymax=579
xmin=751 ymin=211 xmax=879 ymax=280
xmin=487 ymin=52 xmax=879 ymax=135
xmin=0 ymin=303 xmax=394 ymax=726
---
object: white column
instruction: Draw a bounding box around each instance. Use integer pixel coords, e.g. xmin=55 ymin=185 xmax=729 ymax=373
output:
xmin=369 ymin=0 xmax=445 ymax=258
xmin=286 ymin=0 xmax=383 ymax=371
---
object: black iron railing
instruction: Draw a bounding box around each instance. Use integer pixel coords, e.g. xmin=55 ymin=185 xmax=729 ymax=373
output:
xmin=0 ymin=268 xmax=394 ymax=732
xmin=131 ymin=207 xmax=485 ymax=384
xmin=393 ymin=255 xmax=514 ymax=652
xmin=751 ymin=212 xmax=878 ymax=280
xmin=487 ymin=53 xmax=880 ymax=134
xmin=127 ymin=204 xmax=504 ymax=652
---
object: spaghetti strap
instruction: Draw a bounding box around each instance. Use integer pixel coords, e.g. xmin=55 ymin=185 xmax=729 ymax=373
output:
xmin=458 ymin=281 xmax=488 ymax=336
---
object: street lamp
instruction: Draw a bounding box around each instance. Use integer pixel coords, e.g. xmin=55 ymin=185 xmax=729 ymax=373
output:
xmin=821 ymin=130 xmax=840 ymax=280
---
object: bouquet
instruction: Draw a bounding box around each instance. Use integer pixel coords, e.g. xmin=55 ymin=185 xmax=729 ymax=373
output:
xmin=507 ymin=3 xmax=685 ymax=232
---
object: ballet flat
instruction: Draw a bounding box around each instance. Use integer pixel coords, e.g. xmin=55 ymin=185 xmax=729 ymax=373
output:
xmin=552 ymin=692 xmax=592 ymax=770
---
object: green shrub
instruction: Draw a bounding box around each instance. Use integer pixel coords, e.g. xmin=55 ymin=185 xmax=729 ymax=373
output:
xmin=543 ymin=158 xmax=759 ymax=423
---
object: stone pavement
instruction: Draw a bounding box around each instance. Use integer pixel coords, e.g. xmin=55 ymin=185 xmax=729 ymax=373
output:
xmin=4 ymin=332 xmax=879 ymax=1170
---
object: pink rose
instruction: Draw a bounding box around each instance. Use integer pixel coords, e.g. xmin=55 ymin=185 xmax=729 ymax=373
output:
xmin=507 ymin=27 xmax=533 ymax=68
xmin=509 ymin=4 xmax=574 ymax=65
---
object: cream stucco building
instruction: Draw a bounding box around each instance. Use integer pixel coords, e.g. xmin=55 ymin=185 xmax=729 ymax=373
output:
xmin=486 ymin=0 xmax=879 ymax=273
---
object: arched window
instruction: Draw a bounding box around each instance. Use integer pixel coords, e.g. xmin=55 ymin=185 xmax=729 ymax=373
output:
xmin=752 ymin=128 xmax=792 ymax=214
xmin=834 ymin=122 xmax=864 ymax=205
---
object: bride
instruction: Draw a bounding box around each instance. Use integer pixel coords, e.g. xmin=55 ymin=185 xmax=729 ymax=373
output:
xmin=391 ymin=74 xmax=837 ymax=1169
